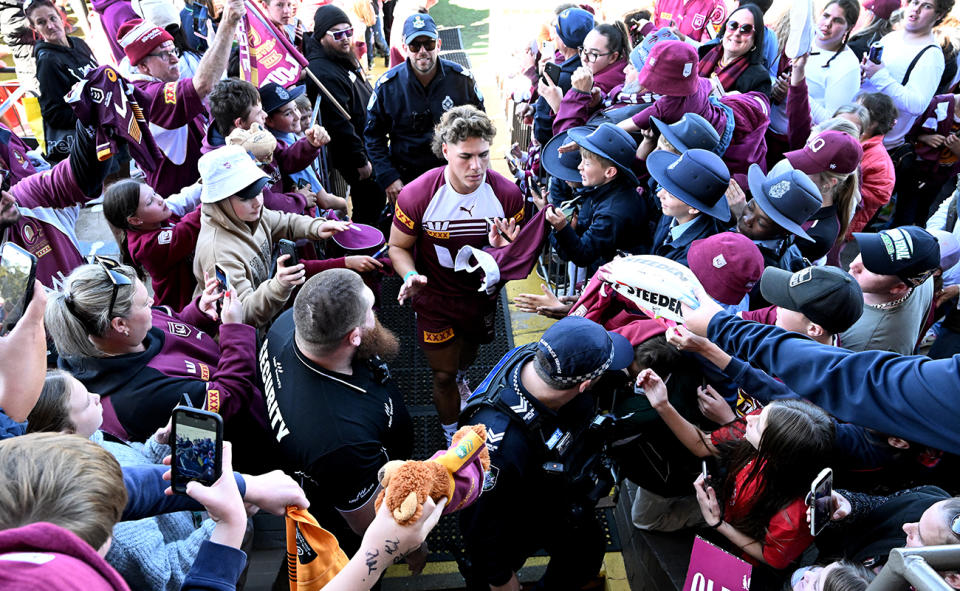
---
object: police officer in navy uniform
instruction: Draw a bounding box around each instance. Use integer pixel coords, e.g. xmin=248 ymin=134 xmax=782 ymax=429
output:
xmin=458 ymin=316 xmax=634 ymax=591
xmin=364 ymin=12 xmax=484 ymax=204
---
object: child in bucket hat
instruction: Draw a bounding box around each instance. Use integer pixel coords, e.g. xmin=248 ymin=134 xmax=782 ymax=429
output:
xmin=547 ymin=123 xmax=649 ymax=274
xmin=648 ymin=148 xmax=731 ymax=266
xmin=738 ymin=164 xmax=823 ymax=277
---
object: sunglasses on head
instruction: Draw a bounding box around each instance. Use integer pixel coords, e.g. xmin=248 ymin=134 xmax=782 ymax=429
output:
xmin=89 ymin=255 xmax=133 ymax=320
xmin=408 ymin=38 xmax=437 ymax=52
xmin=726 ymin=21 xmax=755 ymax=35
xmin=327 ymin=27 xmax=353 ymax=41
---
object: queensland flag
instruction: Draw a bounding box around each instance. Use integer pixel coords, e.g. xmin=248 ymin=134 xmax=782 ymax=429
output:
xmin=238 ymin=0 xmax=308 ymax=87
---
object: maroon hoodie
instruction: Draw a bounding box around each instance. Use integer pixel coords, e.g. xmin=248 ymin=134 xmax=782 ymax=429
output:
xmin=0 ymin=522 xmax=129 ymax=590
xmin=553 ymin=59 xmax=628 ymax=135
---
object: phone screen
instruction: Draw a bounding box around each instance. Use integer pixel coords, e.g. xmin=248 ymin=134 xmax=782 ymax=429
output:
xmin=171 ymin=408 xmax=223 ymax=494
xmin=214 ymin=265 xmax=229 ymax=293
xmin=701 ymin=460 xmax=709 ymax=481
xmin=0 ymin=243 xmax=36 ymax=337
xmin=810 ymin=468 xmax=833 ymax=536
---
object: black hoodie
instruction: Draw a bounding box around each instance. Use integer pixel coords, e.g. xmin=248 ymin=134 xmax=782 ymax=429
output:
xmin=303 ymin=34 xmax=372 ymax=171
xmin=34 ymin=36 xmax=97 ymax=130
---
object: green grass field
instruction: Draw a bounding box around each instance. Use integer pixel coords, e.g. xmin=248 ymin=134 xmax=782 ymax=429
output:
xmin=427 ymin=0 xmax=490 ymax=56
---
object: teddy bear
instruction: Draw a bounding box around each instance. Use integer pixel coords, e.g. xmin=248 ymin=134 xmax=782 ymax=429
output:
xmin=225 ymin=122 xmax=277 ymax=164
xmin=375 ymin=424 xmax=490 ymax=525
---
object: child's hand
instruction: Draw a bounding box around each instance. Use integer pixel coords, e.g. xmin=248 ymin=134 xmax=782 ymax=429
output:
xmin=305 ymin=125 xmax=331 ymax=148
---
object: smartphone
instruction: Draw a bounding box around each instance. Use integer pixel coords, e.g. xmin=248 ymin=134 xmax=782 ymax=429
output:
xmin=808 ymin=467 xmax=834 ymax=536
xmin=868 ymin=43 xmax=884 ymax=64
xmin=278 ymin=239 xmax=299 ymax=267
xmin=170 ymin=406 xmax=223 ymax=494
xmin=214 ymin=265 xmax=229 ymax=313
xmin=541 ymin=40 xmax=556 ymax=58
xmin=542 ymin=61 xmax=562 ymax=86
xmin=528 ymin=175 xmax=543 ymax=198
xmin=0 ymin=243 xmax=37 ymax=337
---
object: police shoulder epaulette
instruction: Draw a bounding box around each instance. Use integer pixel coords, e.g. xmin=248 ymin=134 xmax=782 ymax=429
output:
xmin=375 ymin=67 xmax=400 ymax=89
xmin=442 ymin=60 xmax=472 ymax=78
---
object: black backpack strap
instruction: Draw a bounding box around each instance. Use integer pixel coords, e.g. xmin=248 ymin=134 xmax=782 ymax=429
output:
xmin=902 ymin=44 xmax=941 ymax=86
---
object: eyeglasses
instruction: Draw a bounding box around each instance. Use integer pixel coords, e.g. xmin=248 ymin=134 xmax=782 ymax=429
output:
xmin=147 ymin=48 xmax=179 ymax=61
xmin=578 ymin=47 xmax=614 ymax=63
xmin=327 ymin=27 xmax=353 ymax=41
xmin=408 ymin=38 xmax=437 ymax=52
xmin=726 ymin=21 xmax=755 ymax=35
xmin=90 ymin=255 xmax=132 ymax=321
xmin=0 ymin=169 xmax=10 ymax=193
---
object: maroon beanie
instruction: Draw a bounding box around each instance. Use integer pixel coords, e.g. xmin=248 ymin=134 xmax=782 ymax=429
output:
xmin=117 ymin=18 xmax=174 ymax=66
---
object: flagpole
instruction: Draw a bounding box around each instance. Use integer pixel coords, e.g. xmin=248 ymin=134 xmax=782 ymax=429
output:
xmin=303 ymin=68 xmax=352 ymax=121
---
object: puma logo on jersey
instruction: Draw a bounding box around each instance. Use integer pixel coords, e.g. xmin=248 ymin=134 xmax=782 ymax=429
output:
xmin=459 ymin=204 xmax=476 ymax=215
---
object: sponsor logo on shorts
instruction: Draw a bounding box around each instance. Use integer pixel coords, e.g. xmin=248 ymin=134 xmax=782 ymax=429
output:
xmin=423 ymin=327 xmax=454 ymax=344
xmin=395 ymin=204 xmax=414 ymax=229
xmin=205 ymin=389 xmax=220 ymax=413
xmin=163 ymin=82 xmax=177 ymax=105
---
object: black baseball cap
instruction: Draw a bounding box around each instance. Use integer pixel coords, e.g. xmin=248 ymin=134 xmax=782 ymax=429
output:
xmin=853 ymin=226 xmax=940 ymax=287
xmin=760 ymin=266 xmax=864 ymax=334
xmin=259 ymin=83 xmax=306 ymax=115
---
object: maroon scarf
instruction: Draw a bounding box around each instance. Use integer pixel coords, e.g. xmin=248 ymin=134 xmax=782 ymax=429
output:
xmin=697 ymin=44 xmax=751 ymax=92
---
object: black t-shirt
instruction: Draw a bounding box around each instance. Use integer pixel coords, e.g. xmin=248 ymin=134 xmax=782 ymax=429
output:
xmin=260 ymin=310 xmax=413 ymax=513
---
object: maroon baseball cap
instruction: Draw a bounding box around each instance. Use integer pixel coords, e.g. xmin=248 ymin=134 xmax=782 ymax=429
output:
xmin=687 ymin=232 xmax=764 ymax=305
xmin=637 ymin=40 xmax=699 ymax=97
xmin=863 ymin=0 xmax=901 ymax=20
xmin=784 ymin=131 xmax=863 ymax=176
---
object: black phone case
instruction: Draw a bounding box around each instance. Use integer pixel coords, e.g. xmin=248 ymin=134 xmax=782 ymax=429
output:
xmin=170 ymin=407 xmax=223 ymax=494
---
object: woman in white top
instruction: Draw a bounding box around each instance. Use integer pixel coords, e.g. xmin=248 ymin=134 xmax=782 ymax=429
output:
xmin=806 ymin=0 xmax=861 ymax=124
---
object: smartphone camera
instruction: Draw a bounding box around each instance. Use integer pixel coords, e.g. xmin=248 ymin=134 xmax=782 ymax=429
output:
xmin=868 ymin=43 xmax=883 ymax=64
xmin=171 ymin=407 xmax=223 ymax=494
xmin=0 ymin=243 xmax=37 ymax=337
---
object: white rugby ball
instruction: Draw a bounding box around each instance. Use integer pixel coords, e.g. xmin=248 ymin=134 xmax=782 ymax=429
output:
xmin=599 ymin=255 xmax=702 ymax=323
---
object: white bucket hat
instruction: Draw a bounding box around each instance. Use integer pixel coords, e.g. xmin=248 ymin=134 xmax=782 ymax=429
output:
xmin=198 ymin=145 xmax=270 ymax=204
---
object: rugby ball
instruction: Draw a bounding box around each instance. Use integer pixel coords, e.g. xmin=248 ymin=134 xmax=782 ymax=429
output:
xmin=598 ymin=255 xmax=702 ymax=323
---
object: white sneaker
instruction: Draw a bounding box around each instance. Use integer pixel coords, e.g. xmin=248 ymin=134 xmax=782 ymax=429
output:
xmin=785 ymin=0 xmax=814 ymax=59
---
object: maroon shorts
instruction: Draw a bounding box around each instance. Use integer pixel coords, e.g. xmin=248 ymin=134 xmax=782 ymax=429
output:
xmin=412 ymin=291 xmax=497 ymax=350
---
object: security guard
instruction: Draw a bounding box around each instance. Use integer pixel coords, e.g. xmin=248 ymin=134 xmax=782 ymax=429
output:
xmin=458 ymin=316 xmax=634 ymax=591
xmin=364 ymin=12 xmax=484 ymax=203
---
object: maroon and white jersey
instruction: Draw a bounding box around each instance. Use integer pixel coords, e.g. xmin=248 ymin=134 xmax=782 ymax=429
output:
xmin=393 ymin=166 xmax=523 ymax=297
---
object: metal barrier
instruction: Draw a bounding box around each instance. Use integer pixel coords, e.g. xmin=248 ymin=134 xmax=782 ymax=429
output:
xmin=509 ymin=100 xmax=533 ymax=152
xmin=437 ymin=26 xmax=464 ymax=51
xmin=867 ymin=545 xmax=960 ymax=591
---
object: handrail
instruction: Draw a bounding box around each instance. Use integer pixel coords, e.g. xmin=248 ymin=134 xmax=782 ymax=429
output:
xmin=867 ymin=545 xmax=960 ymax=591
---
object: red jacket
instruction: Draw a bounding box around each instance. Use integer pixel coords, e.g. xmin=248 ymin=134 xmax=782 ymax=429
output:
xmin=848 ymin=135 xmax=895 ymax=237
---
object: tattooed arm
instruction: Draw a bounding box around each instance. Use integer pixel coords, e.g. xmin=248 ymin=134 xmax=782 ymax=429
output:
xmin=325 ymin=497 xmax=447 ymax=590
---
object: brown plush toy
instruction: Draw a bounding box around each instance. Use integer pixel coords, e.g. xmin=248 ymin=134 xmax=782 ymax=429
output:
xmin=375 ymin=424 xmax=490 ymax=525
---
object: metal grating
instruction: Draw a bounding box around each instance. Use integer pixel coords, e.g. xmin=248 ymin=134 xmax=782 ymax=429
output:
xmin=377 ymin=275 xmax=620 ymax=564
xmin=438 ymin=50 xmax=472 ymax=69
xmin=437 ymin=26 xmax=464 ymax=51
